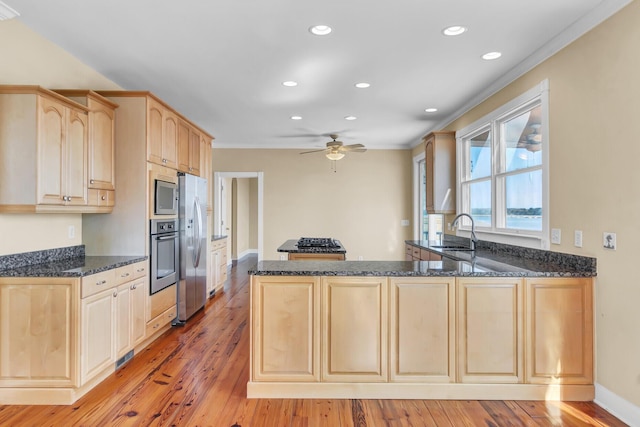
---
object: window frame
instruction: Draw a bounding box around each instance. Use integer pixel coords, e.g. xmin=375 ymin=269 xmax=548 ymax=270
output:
xmin=455 ymin=80 xmax=550 ymax=249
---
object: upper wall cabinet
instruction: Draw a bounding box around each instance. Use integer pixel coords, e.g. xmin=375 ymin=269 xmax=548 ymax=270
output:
xmin=147 ymin=97 xmax=178 ymax=169
xmin=54 ymin=90 xmax=118 ymax=213
xmin=424 ymin=131 xmax=456 ymax=214
xmin=177 ymin=119 xmax=201 ymax=176
xmin=0 ymin=86 xmax=91 ymax=213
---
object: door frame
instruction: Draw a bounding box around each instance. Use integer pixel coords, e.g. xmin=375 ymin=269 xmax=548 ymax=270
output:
xmin=214 ymin=172 xmax=264 ymax=261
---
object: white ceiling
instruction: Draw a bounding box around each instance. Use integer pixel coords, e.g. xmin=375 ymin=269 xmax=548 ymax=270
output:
xmin=7 ymin=0 xmax=631 ymax=150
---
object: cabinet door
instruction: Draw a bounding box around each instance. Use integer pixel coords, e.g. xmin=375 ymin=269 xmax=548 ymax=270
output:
xmin=525 ymin=278 xmax=593 ymax=384
xmin=389 ymin=278 xmax=455 ymax=382
xmin=114 ymin=283 xmax=131 ymax=359
xmin=252 ymin=276 xmax=320 ymax=382
xmin=457 ymin=278 xmax=523 ymax=383
xmin=162 ymin=111 xmax=178 ymax=169
xmin=37 ymin=97 xmax=65 ymax=205
xmin=177 ymin=120 xmax=190 ymax=173
xmin=209 ymin=249 xmax=218 ymax=296
xmin=130 ymin=277 xmax=147 ymax=348
xmin=189 ymin=128 xmax=201 ymax=176
xmin=147 ymin=98 xmax=164 ymax=166
xmin=0 ymin=279 xmax=77 ymax=387
xmin=81 ymin=288 xmax=116 ymax=385
xmin=425 ymin=136 xmax=435 ymax=214
xmin=64 ymin=109 xmax=88 ymax=206
xmin=322 ymin=277 xmax=388 ymax=382
xmin=87 ymin=99 xmax=115 ymax=190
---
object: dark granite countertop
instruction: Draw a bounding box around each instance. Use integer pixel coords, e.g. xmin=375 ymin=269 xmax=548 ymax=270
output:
xmin=212 ymin=235 xmax=228 ymax=241
xmin=0 ymin=245 xmax=148 ymax=278
xmin=0 ymin=255 xmax=148 ymax=278
xmin=277 ymin=239 xmax=347 ymax=254
xmin=251 ymin=238 xmax=596 ymax=278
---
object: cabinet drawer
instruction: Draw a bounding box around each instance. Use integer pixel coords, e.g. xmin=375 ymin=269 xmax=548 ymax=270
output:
xmin=212 ymin=239 xmax=227 ymax=250
xmin=115 ymin=264 xmax=135 ymax=285
xmin=420 ymin=249 xmax=433 ymax=261
xmin=130 ymin=261 xmax=148 ymax=280
xmin=405 ymin=245 xmax=413 ymax=255
xmin=82 ymin=269 xmax=117 ymax=298
xmin=149 ymin=284 xmax=177 ymax=319
xmin=88 ymin=189 xmax=115 ymax=207
xmin=146 ymin=305 xmax=177 ymax=337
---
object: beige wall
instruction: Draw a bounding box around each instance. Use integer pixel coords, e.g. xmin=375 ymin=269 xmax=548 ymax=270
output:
xmin=443 ymin=1 xmax=640 ymax=407
xmin=233 ymin=178 xmax=252 ymax=257
xmin=212 ymin=149 xmax=413 ymax=261
xmin=249 ymin=178 xmax=258 ymax=248
xmin=0 ymin=20 xmax=121 ymax=256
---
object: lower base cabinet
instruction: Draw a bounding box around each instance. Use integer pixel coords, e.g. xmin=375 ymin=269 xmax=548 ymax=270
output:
xmin=0 ymin=261 xmax=159 ymax=404
xmin=249 ymin=275 xmax=594 ymax=400
xmin=209 ymin=237 xmax=228 ymax=297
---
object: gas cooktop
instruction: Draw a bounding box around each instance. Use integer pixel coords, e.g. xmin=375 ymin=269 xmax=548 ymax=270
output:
xmin=296 ymin=237 xmax=340 ymax=248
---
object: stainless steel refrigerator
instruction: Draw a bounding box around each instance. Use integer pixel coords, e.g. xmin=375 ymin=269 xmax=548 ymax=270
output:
xmin=177 ymin=172 xmax=207 ymax=322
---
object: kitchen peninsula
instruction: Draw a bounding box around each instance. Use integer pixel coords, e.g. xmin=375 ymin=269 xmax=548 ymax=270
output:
xmin=277 ymin=237 xmax=347 ymax=260
xmin=248 ymin=240 xmax=596 ymax=401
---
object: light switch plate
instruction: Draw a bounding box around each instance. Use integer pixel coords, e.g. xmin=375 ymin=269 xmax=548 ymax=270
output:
xmin=603 ymin=232 xmax=616 ymax=250
xmin=551 ymin=228 xmax=561 ymax=245
xmin=574 ymin=230 xmax=583 ymax=248
xmin=400 ymin=219 xmax=410 ymax=227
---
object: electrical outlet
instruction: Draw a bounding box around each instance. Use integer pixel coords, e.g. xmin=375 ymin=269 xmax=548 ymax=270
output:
xmin=68 ymin=225 xmax=75 ymax=239
xmin=358 ymin=255 xmax=364 ymax=261
xmin=400 ymin=219 xmax=410 ymax=227
xmin=603 ymin=232 xmax=616 ymax=250
xmin=279 ymin=255 xmax=286 ymax=260
xmin=574 ymin=230 xmax=583 ymax=248
xmin=551 ymin=228 xmax=561 ymax=245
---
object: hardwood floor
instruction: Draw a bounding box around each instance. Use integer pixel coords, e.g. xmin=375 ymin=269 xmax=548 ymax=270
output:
xmin=0 ymin=255 xmax=628 ymax=426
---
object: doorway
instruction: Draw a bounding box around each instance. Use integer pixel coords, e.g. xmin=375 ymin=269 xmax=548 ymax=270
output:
xmin=214 ymin=172 xmax=264 ymax=261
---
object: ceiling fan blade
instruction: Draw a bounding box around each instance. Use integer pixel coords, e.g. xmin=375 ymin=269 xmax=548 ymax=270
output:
xmin=300 ymin=148 xmax=328 ymax=155
xmin=340 ymin=144 xmax=365 ymax=151
xmin=348 ymin=148 xmax=367 ymax=153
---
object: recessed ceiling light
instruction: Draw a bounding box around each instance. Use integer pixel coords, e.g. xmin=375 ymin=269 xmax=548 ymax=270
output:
xmin=290 ymin=116 xmax=302 ymax=120
xmin=0 ymin=1 xmax=20 ymax=20
xmin=425 ymin=108 xmax=438 ymax=113
xmin=442 ymin=26 xmax=466 ymax=36
xmin=309 ymin=25 xmax=332 ymax=36
xmin=344 ymin=116 xmax=357 ymax=121
xmin=282 ymin=81 xmax=298 ymax=87
xmin=355 ymin=82 xmax=370 ymax=88
xmin=482 ymin=52 xmax=502 ymax=60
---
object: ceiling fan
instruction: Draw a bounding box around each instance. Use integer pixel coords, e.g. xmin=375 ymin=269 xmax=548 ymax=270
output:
xmin=300 ymin=134 xmax=367 ymax=160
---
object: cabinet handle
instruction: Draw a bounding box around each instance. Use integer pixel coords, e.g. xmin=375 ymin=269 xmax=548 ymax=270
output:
xmin=101 ymin=195 xmax=106 ymax=200
xmin=153 ymin=323 xmax=159 ymax=329
xmin=136 ymin=268 xmax=145 ymax=273
xmin=162 ymin=158 xmax=167 ymax=163
xmin=121 ymin=272 xmax=130 ymax=278
xmin=90 ymin=179 xmax=95 ymax=184
xmin=189 ymin=167 xmax=193 ymax=171
xmin=96 ymin=279 xmax=107 ymax=286
xmin=113 ymin=291 xmax=118 ymax=297
xmin=130 ymin=284 xmax=136 ymax=290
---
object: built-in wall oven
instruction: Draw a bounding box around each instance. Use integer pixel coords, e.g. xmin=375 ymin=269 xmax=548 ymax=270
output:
xmin=150 ymin=218 xmax=179 ymax=294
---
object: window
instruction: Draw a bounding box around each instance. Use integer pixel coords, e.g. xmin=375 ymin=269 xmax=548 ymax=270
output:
xmin=456 ymin=80 xmax=549 ymax=248
xmin=415 ymin=155 xmax=444 ymax=242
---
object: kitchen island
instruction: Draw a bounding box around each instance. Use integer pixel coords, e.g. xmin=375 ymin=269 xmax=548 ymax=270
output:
xmin=248 ymin=241 xmax=596 ymax=401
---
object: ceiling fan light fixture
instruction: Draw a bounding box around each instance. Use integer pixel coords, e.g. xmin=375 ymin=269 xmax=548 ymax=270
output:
xmin=282 ymin=80 xmax=298 ymax=87
xmin=482 ymin=51 xmax=502 ymax=60
xmin=355 ymin=82 xmax=370 ymax=88
xmin=309 ymin=25 xmax=332 ymax=36
xmin=326 ymin=152 xmax=345 ymax=161
xmin=344 ymin=115 xmax=357 ymax=121
xmin=290 ymin=115 xmax=302 ymax=120
xmin=425 ymin=108 xmax=438 ymax=113
xmin=442 ymin=25 xmax=466 ymax=36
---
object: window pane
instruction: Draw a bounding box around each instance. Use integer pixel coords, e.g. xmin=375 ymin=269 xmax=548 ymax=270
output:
xmin=469 ymin=180 xmax=491 ymax=227
xmin=419 ymin=160 xmax=428 ymax=239
xmin=505 ymin=170 xmax=542 ymax=231
xmin=469 ymin=129 xmax=492 ymax=179
xmin=503 ymin=105 xmax=542 ymax=173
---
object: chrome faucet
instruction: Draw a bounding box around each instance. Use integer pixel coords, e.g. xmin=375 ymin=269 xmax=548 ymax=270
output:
xmin=452 ymin=213 xmax=478 ymax=252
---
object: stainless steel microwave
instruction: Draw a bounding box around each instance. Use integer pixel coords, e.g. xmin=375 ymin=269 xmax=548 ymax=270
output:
xmin=154 ymin=179 xmax=178 ymax=215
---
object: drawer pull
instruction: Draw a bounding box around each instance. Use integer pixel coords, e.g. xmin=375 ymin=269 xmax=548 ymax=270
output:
xmin=113 ymin=291 xmax=118 ymax=297
xmin=121 ymin=272 xmax=130 ymax=278
xmin=90 ymin=179 xmax=95 ymax=184
xmin=130 ymin=284 xmax=136 ymax=290
xmin=101 ymin=195 xmax=106 ymax=200
xmin=96 ymin=279 xmax=107 ymax=286
xmin=136 ymin=268 xmax=145 ymax=273
xmin=153 ymin=323 xmax=159 ymax=329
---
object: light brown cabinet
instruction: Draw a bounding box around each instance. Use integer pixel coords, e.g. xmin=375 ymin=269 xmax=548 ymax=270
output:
xmin=424 ymin=131 xmax=456 ymax=214
xmin=178 ymin=120 xmax=202 ymax=176
xmin=209 ymin=237 xmax=228 ymax=297
xmin=288 ymin=253 xmax=345 ymax=261
xmin=404 ymin=244 xmax=442 ymax=261
xmin=55 ymin=90 xmax=118 ymax=212
xmin=81 ymin=284 xmax=116 ymax=384
xmin=389 ymin=277 xmax=455 ymax=382
xmin=457 ymin=278 xmax=523 ymax=384
xmin=0 ymin=87 xmax=91 ymax=212
xmin=146 ymin=97 xmax=178 ymax=169
xmin=525 ymin=277 xmax=593 ymax=385
xmin=321 ymin=277 xmax=388 ymax=382
xmin=146 ymin=283 xmax=177 ymax=337
xmin=251 ymin=276 xmax=320 ymax=382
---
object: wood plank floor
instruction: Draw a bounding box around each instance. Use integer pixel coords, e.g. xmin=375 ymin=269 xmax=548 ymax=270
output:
xmin=0 ymin=255 xmax=628 ymax=427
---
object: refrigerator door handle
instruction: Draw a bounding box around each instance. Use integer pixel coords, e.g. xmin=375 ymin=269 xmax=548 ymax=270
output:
xmin=193 ymin=196 xmax=203 ymax=268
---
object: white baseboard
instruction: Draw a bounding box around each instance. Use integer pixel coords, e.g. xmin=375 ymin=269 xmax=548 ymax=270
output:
xmin=235 ymin=249 xmax=257 ymax=263
xmin=595 ymin=383 xmax=640 ymax=426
